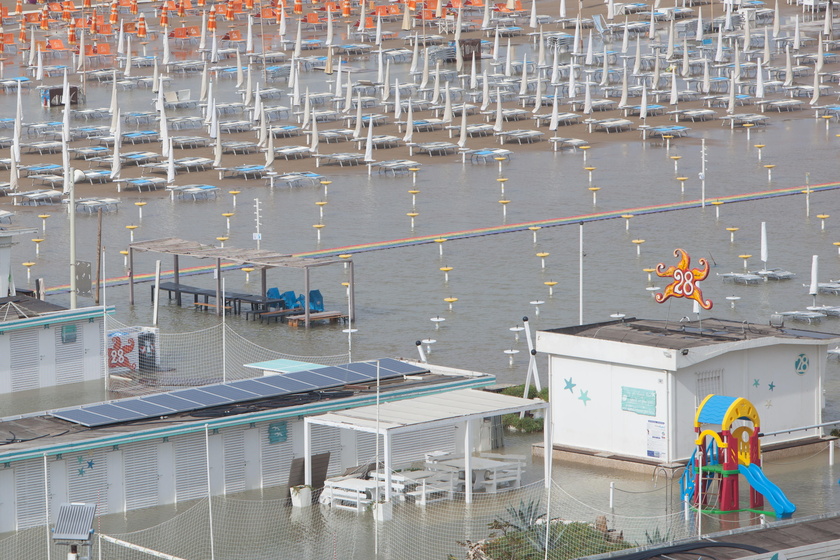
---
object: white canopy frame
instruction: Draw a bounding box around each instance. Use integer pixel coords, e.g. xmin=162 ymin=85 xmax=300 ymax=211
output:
xmin=304 ymin=388 xmax=551 ymax=504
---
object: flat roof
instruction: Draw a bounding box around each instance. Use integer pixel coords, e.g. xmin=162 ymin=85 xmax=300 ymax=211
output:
xmin=308 ymin=389 xmax=547 ymax=435
xmin=543 ymin=317 xmax=840 ymax=351
xmin=0 ymin=362 xmax=493 ymax=464
xmin=0 ymin=294 xmax=67 ymax=322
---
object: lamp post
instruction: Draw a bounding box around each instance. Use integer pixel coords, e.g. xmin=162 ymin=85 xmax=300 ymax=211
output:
xmin=68 ymin=168 xmax=85 ymax=309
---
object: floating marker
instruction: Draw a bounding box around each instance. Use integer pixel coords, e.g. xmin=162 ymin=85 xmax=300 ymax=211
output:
xmin=530 ymin=300 xmax=544 ymax=316
xmin=632 ymin=239 xmax=645 ymax=255
xmin=38 ymin=214 xmax=50 ymax=233
xmin=126 ymin=225 xmax=138 ymax=243
xmin=818 ymin=214 xmax=830 ymax=231
xmin=222 ymin=212 xmax=234 ymax=231
xmin=135 ymin=201 xmax=147 ymax=220
xmin=740 ymin=254 xmax=752 ymax=269
xmin=726 ymin=227 xmax=739 ymax=243
xmin=22 ymin=262 xmax=35 ymax=283
xmin=504 ymin=348 xmax=520 ymax=366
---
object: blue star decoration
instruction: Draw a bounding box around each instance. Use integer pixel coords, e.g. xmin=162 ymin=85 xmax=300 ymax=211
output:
xmin=579 ymin=391 xmax=591 ymax=405
xmin=77 ymin=456 xmax=84 ymax=464
xmin=564 ymin=378 xmax=576 ymax=393
xmin=87 ymin=460 xmax=95 ymax=470
xmin=768 ymin=382 xmax=776 ymax=391
xmin=78 ymin=468 xmax=85 ymax=476
xmin=753 ymin=379 xmax=760 ymax=388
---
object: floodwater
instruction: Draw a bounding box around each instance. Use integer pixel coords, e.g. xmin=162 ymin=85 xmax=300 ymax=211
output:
xmin=4 ymin=14 xmax=840 ymax=547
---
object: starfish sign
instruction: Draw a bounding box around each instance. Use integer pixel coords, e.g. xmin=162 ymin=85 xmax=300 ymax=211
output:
xmin=655 ymin=248 xmax=712 ymax=310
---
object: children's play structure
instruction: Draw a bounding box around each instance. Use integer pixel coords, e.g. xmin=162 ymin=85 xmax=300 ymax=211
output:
xmin=681 ymin=395 xmax=796 ymax=518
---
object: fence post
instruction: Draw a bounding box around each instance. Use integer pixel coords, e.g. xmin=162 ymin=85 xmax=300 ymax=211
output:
xmin=609 ymin=482 xmax=615 ymax=518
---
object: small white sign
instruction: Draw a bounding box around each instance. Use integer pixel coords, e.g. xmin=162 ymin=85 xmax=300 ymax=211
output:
xmin=253 ymin=233 xmax=262 ymax=241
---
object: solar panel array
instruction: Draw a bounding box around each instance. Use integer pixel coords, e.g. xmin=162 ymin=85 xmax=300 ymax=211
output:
xmin=52 ymin=358 xmax=428 ymax=428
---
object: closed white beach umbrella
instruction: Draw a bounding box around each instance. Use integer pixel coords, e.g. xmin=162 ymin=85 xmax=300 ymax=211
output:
xmin=110 ymin=110 xmax=122 ymax=180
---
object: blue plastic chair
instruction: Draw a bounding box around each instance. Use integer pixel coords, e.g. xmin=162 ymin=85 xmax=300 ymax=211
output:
xmin=308 ymin=289 xmax=324 ymax=312
xmin=266 ymin=287 xmax=282 ymax=309
xmin=281 ymin=290 xmax=301 ymax=309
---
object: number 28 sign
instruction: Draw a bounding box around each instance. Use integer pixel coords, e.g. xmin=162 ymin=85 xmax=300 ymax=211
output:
xmin=654 ymin=248 xmax=713 ymax=310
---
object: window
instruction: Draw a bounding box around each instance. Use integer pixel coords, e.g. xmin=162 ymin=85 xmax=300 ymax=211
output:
xmin=61 ymin=324 xmax=77 ymax=344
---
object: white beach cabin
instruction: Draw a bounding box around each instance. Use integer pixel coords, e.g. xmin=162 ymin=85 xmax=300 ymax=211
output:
xmin=536 ymin=317 xmax=840 ymax=466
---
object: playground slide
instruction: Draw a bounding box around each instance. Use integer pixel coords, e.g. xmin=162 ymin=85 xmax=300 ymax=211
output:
xmin=738 ymin=464 xmax=797 ymax=518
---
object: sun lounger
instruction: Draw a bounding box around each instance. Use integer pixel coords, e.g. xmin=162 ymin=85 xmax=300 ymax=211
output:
xmin=268 ymin=172 xmax=325 ymax=187
xmin=167 ymin=184 xmax=220 ymax=200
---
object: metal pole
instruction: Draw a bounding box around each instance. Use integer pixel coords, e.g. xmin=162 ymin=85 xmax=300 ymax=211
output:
xmin=579 ymin=222 xmax=583 ymax=325
xmin=806 ymin=172 xmax=811 ymax=218
xmin=152 ymin=260 xmax=161 ymax=326
xmin=349 ymin=260 xmax=356 ymax=323
xmin=128 ymin=247 xmax=135 ymax=305
xmin=43 ymin=453 xmax=51 ymax=560
xmin=222 ymin=278 xmax=227 ymax=383
xmin=204 ymin=425 xmax=216 ymax=560
xmin=304 ymin=266 xmax=311 ymax=327
xmin=215 ymin=259 xmax=222 ymax=317
xmin=700 ymin=139 xmax=706 ymax=208
xmin=70 ymin=169 xmax=77 ymax=309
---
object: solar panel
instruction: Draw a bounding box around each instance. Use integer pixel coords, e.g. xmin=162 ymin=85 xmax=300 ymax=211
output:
xmin=226 ymin=378 xmax=284 ymax=397
xmin=52 ymin=359 xmax=432 ymax=428
xmin=258 ymin=375 xmax=317 ymax=392
xmin=117 ymin=399 xmax=176 ymax=416
xmin=201 ymin=384 xmax=261 ymax=401
xmin=170 ymin=388 xmax=234 ymax=407
xmin=378 ymin=358 xmax=429 ymax=376
xmin=141 ymin=393 xmax=206 ymax=411
xmin=52 ymin=408 xmax=116 ymax=426
xmin=84 ymin=404 xmax=146 ymax=422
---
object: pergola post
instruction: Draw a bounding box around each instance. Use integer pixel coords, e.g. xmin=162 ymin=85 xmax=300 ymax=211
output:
xmin=128 ymin=247 xmax=135 ymax=305
xmin=215 ymin=258 xmax=222 ymax=317
xmin=543 ymin=407 xmax=552 ymax=488
xmin=260 ymin=267 xmax=267 ymax=299
xmin=348 ymin=259 xmax=356 ymax=323
xmin=304 ymin=266 xmax=311 ymax=328
xmin=304 ymin=419 xmax=312 ymax=486
xmin=173 ymin=255 xmax=181 ymax=306
xmin=383 ymin=430 xmax=393 ymax=502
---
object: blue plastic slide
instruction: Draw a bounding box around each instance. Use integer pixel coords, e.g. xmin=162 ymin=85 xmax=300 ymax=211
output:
xmin=738 ymin=463 xmax=796 ymax=518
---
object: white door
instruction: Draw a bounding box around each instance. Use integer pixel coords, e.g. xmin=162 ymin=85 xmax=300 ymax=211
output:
xmin=48 ymin=459 xmax=68 ymax=524
xmin=0 ymin=469 xmax=16 ymax=532
xmin=107 ymin=450 xmax=125 ymax=514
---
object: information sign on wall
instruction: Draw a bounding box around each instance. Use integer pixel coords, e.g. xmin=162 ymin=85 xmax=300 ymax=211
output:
xmin=646 ymin=420 xmax=667 ymax=459
xmin=621 ymin=386 xmax=657 ymax=416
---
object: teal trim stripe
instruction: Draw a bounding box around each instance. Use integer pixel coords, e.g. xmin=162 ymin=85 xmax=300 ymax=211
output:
xmin=0 ymin=306 xmax=115 ymax=334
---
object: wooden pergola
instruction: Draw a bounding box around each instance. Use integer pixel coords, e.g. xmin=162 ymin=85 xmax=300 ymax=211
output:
xmin=127 ymin=237 xmax=354 ymax=327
